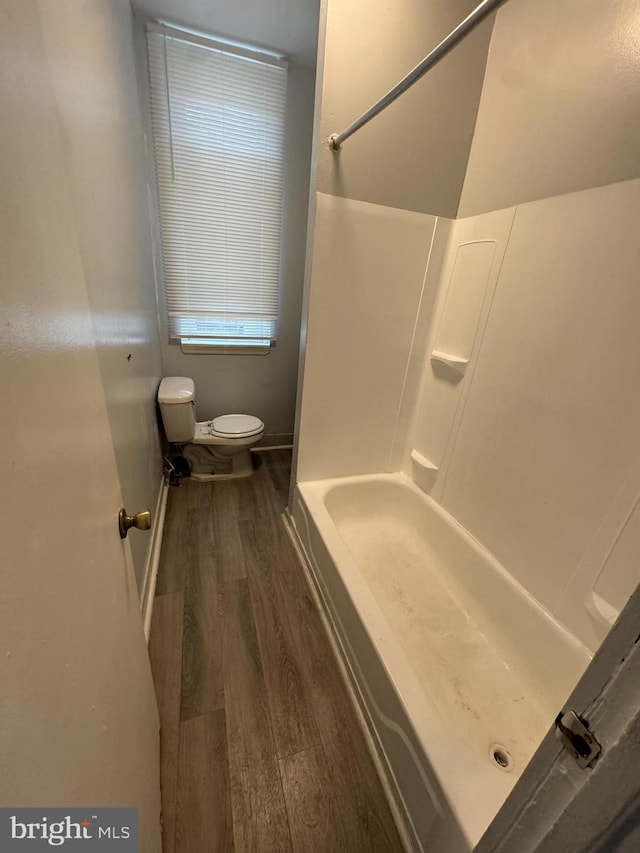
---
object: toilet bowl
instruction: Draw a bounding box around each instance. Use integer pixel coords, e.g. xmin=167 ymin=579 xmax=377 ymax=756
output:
xmin=158 ymin=377 xmax=264 ymax=481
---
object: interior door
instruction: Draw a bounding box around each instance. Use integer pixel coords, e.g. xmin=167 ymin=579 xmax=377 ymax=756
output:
xmin=0 ymin=2 xmax=160 ymax=849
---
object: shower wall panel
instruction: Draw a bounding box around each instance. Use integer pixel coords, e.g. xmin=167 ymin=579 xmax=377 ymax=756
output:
xmin=297 ymin=193 xmax=436 ymax=481
xmin=405 ymin=177 xmax=640 ymax=649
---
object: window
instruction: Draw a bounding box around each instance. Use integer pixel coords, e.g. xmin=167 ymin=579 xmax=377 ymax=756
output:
xmin=146 ymin=24 xmax=287 ymax=351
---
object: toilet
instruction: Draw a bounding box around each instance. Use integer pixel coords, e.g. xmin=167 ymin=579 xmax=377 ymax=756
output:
xmin=157 ymin=376 xmax=264 ymax=481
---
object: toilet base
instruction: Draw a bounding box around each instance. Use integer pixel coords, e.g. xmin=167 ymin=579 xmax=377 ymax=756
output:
xmin=181 ymin=442 xmax=256 ymax=481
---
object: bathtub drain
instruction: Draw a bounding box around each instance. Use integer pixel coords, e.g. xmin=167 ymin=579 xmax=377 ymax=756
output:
xmin=491 ymin=745 xmax=512 ymax=771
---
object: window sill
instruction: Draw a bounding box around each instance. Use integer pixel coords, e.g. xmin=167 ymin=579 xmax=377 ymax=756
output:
xmin=179 ymin=339 xmax=272 ymax=355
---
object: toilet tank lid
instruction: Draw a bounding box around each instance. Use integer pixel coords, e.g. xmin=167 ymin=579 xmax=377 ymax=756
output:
xmin=158 ymin=376 xmax=195 ymax=404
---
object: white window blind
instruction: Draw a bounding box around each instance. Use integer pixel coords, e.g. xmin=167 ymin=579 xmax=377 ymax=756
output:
xmin=146 ymin=25 xmax=287 ymax=346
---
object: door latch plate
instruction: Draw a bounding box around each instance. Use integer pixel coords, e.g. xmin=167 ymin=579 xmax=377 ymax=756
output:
xmin=555 ymin=710 xmax=601 ymax=768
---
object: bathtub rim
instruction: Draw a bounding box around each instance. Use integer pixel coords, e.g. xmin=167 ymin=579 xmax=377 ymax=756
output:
xmin=291 ymin=478 xmax=512 ymax=849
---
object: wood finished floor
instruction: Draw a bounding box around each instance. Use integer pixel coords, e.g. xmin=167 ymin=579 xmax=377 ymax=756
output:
xmin=148 ymin=450 xmax=404 ymax=853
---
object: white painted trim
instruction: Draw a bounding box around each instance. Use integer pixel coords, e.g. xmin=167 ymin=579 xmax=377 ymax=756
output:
xmin=141 ymin=477 xmax=170 ymax=643
xmin=282 ymin=510 xmax=416 ymax=853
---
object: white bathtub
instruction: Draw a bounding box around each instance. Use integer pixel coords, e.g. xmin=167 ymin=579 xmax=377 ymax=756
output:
xmin=291 ymin=474 xmax=592 ymax=852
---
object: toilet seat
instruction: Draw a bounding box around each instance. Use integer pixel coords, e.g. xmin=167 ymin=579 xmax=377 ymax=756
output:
xmin=192 ymin=415 xmax=264 ymax=445
xmin=210 ymin=414 xmax=263 ymax=439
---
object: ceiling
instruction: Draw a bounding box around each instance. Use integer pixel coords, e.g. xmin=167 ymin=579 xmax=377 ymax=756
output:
xmin=132 ymin=0 xmax=320 ymax=67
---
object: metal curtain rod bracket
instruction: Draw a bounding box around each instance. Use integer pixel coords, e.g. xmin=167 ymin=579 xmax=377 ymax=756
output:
xmin=329 ymin=0 xmax=508 ymax=151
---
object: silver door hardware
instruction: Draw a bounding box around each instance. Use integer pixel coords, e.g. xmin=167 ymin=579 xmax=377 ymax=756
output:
xmin=118 ymin=508 xmax=152 ymax=539
xmin=554 ymin=710 xmax=602 ymax=768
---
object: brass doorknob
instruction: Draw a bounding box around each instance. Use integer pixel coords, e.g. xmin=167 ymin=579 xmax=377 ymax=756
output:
xmin=119 ymin=508 xmax=152 ymax=539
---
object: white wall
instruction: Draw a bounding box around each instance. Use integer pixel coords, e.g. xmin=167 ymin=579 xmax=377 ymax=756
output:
xmin=157 ymin=60 xmax=316 ymax=444
xmin=0 ymin=1 xmax=160 ymax=845
xmin=459 ymin=0 xmax=640 ymax=216
xmin=316 ymin=0 xmax=493 ymax=216
xmin=297 ymin=194 xmax=436 ymax=481
xmin=404 ymin=178 xmax=640 ymax=651
xmin=39 ymin=0 xmax=164 ymax=590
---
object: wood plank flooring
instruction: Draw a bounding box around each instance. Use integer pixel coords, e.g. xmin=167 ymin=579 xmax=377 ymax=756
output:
xmin=148 ymin=450 xmax=404 ymax=853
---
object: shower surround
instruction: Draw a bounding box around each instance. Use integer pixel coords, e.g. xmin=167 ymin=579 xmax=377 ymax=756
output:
xmin=292 ymin=177 xmax=640 ymax=850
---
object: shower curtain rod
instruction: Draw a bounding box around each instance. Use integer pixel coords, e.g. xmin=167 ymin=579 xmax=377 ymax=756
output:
xmin=329 ymin=0 xmax=508 ymax=151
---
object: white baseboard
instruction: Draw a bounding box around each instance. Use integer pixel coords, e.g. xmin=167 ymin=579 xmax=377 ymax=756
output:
xmin=140 ymin=477 xmax=170 ymax=644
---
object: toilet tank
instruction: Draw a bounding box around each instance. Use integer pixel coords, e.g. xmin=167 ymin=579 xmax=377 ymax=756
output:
xmin=158 ymin=377 xmax=196 ymax=442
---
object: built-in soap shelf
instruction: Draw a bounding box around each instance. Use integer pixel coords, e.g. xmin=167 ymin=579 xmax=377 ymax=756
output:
xmin=410 ymin=449 xmax=438 ymax=493
xmin=410 ymin=448 xmax=438 ymax=472
xmin=430 ymin=349 xmax=469 ymax=377
xmin=585 ymin=591 xmax=619 ymax=628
